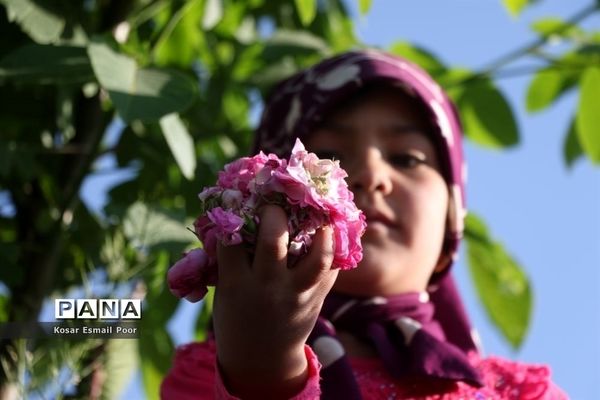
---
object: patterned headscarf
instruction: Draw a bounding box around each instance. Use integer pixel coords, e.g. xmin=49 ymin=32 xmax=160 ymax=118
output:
xmin=254 ymin=49 xmax=467 ymax=264
xmin=253 ymin=50 xmax=482 ymax=397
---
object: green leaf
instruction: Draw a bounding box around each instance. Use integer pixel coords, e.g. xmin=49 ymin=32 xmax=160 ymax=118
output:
xmin=458 ymin=79 xmax=519 ymax=148
xmin=212 ymin=1 xmax=246 ymax=38
xmin=530 ymin=17 xmax=583 ymax=40
xmin=0 ymin=241 xmax=21 ymax=286
xmin=317 ymin=0 xmax=357 ymax=52
xmin=249 ymin=56 xmax=298 ymax=91
xmin=235 ymin=16 xmax=257 ymax=44
xmin=0 ymin=44 xmax=94 ymax=85
xmin=463 ymin=213 xmax=489 ymax=239
xmin=294 ymin=0 xmax=317 ymax=26
xmin=87 ymin=38 xmax=197 ymax=122
xmin=140 ymin=355 xmax=162 ymax=400
xmin=266 ymin=29 xmax=330 ymax=55
xmin=194 ymin=287 xmax=215 ymax=341
xmin=564 ymin=118 xmax=584 ymax=168
xmin=501 ymin=0 xmax=532 ymax=17
xmin=154 ymin=0 xmax=205 ymax=67
xmin=100 ymin=339 xmax=139 ymax=400
xmin=123 ymin=202 xmax=195 ymax=250
xmin=139 ymin=324 xmax=174 ymax=400
xmin=358 ymin=0 xmax=373 ymax=15
xmin=222 ymin=89 xmax=250 ymax=131
xmin=202 ymin=0 xmax=223 ymax=30
xmin=526 ymin=67 xmax=576 ymax=113
xmin=576 ymin=67 xmax=600 ymax=164
xmin=437 ymin=68 xmax=472 ymax=100
xmin=160 ymin=113 xmax=196 ymax=180
xmin=139 ymin=253 xmax=178 ymax=399
xmin=262 ymin=30 xmax=331 ymax=65
xmin=388 ymin=42 xmax=446 ymax=75
xmin=464 ymin=212 xmax=532 ymax=348
xmin=0 ymin=0 xmax=65 ymax=44
xmin=0 ymin=295 xmax=9 ymax=323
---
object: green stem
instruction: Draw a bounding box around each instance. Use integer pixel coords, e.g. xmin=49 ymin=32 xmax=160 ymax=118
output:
xmin=466 ymin=62 xmax=591 ymax=83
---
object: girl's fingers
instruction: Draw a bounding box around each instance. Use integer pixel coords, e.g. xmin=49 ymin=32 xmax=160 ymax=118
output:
xmin=216 ymin=242 xmax=251 ymax=288
xmin=291 ymin=225 xmax=337 ymax=292
xmin=253 ymin=205 xmax=290 ymax=281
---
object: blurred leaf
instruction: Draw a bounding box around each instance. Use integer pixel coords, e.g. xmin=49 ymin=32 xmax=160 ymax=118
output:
xmin=160 ymin=113 xmax=196 ymax=180
xmin=530 ymin=17 xmax=583 ymax=40
xmin=87 ymin=38 xmax=197 ymax=122
xmin=154 ymin=0 xmax=204 ymax=67
xmin=101 ymin=231 xmax=130 ymax=281
xmin=213 ymin=1 xmax=246 ymax=39
xmin=215 ymin=41 xmax=235 ymax=65
xmin=389 ymin=42 xmax=446 ymax=75
xmin=139 ymin=253 xmax=178 ymax=399
xmin=458 ymin=79 xmax=519 ymax=148
xmin=463 ymin=212 xmax=489 ymax=239
xmin=294 ymin=0 xmax=317 ymax=26
xmin=194 ymin=287 xmax=214 ymax=341
xmin=501 ymin=0 xmax=533 ymax=17
xmin=123 ymin=202 xmax=195 ymax=250
xmin=465 ymin=212 xmax=532 ymax=348
xmin=564 ymin=118 xmax=584 ymax=168
xmin=236 ymin=17 xmax=257 ymax=44
xmin=0 ymin=242 xmax=21 ymax=286
xmin=437 ymin=68 xmax=472 ymax=100
xmin=202 ymin=0 xmax=223 ymax=30
xmin=264 ymin=29 xmax=331 ymax=60
xmin=139 ymin=322 xmax=173 ymax=400
xmin=358 ymin=0 xmax=372 ymax=15
xmin=0 ymin=295 xmax=9 ymax=322
xmin=0 ymin=0 xmax=65 ymax=44
xmin=249 ymin=56 xmax=299 ymax=90
xmin=100 ymin=339 xmax=139 ymax=400
xmin=0 ymin=44 xmax=93 ymax=85
xmin=140 ymin=355 xmax=162 ymax=400
xmin=222 ymin=88 xmax=250 ymax=130
xmin=315 ymin=0 xmax=357 ymax=52
xmin=231 ymin=43 xmax=264 ymax=82
xmin=28 ymin=338 xmax=101 ymax=393
xmin=526 ymin=67 xmax=577 ymax=113
xmin=576 ymin=66 xmax=600 ymax=164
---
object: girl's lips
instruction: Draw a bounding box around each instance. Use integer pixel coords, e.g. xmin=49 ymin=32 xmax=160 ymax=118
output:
xmin=365 ymin=212 xmax=396 ymax=228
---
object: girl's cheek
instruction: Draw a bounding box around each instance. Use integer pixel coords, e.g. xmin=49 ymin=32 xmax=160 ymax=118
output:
xmin=415 ymin=182 xmax=448 ymax=219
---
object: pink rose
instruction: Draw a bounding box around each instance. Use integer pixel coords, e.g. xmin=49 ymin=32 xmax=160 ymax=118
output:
xmin=221 ymin=189 xmax=244 ymax=209
xmin=168 ymin=138 xmax=366 ymax=303
xmin=167 ymin=249 xmax=212 ymax=302
xmin=207 ymin=207 xmax=244 ymax=246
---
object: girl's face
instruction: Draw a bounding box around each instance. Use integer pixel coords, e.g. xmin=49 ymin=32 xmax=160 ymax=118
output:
xmin=305 ymin=88 xmax=449 ymax=296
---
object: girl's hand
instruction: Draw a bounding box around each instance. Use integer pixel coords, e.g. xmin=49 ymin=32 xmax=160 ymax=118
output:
xmin=213 ymin=204 xmax=338 ymax=399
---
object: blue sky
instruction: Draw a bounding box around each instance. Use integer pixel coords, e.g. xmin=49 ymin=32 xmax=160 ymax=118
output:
xmin=103 ymin=0 xmax=600 ymax=398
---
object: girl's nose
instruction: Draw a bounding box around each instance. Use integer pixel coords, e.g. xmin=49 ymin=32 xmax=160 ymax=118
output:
xmin=347 ymin=148 xmax=393 ymax=196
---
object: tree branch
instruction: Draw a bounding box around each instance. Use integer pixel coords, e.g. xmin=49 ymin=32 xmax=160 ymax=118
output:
xmin=447 ymin=2 xmax=599 ymax=88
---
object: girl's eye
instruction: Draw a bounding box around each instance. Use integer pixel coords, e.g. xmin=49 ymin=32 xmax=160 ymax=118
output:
xmin=388 ymin=153 xmax=427 ymax=169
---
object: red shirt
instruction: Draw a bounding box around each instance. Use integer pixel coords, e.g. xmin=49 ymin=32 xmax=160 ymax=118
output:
xmin=160 ymin=340 xmax=568 ymax=400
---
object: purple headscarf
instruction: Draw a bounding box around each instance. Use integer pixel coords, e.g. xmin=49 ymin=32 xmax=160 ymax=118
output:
xmin=253 ymin=50 xmax=482 ymax=397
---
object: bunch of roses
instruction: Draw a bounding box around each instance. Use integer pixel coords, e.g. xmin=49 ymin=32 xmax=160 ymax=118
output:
xmin=167 ymin=139 xmax=366 ymax=302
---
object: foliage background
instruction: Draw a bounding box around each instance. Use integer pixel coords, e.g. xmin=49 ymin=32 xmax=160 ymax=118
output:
xmin=0 ymin=0 xmax=598 ymax=399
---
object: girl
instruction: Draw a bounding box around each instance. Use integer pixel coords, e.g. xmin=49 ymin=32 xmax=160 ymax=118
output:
xmin=161 ymin=50 xmax=567 ymax=399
